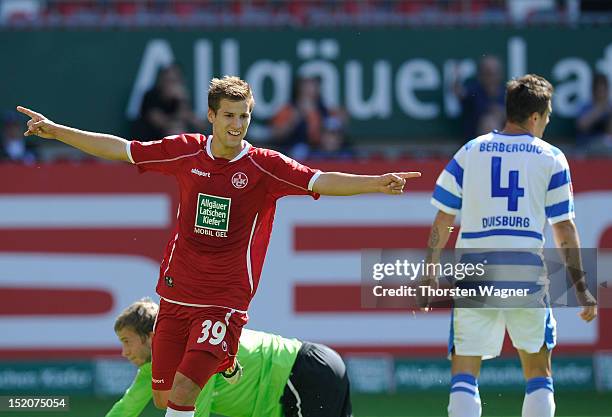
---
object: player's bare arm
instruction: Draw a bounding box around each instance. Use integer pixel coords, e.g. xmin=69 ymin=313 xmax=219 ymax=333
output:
xmin=312 ymin=171 xmax=421 ymax=196
xmin=551 ymin=219 xmax=597 ymax=322
xmin=16 ymin=106 xmax=131 ymax=162
xmin=418 ymin=210 xmax=456 ymax=311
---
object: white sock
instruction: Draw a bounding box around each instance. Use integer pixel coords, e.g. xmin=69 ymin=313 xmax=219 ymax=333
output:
xmin=448 ymin=373 xmax=481 ymax=417
xmin=522 ymin=377 xmax=555 ymax=417
xmin=165 ymin=408 xmax=195 ymax=417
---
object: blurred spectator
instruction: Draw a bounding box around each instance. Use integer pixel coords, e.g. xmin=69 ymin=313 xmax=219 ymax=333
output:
xmin=134 ymin=63 xmax=207 ymax=141
xmin=0 ymin=0 xmax=41 ymax=22
xmin=507 ymin=0 xmax=555 ymax=22
xmin=0 ymin=110 xmax=37 ymax=163
xmin=456 ymin=55 xmax=505 ymax=139
xmin=576 ymin=73 xmax=612 ymax=152
xmin=308 ymin=114 xmax=355 ymax=160
xmin=8 ymin=0 xmax=610 ymax=29
xmin=270 ymin=76 xmax=329 ymax=159
xmin=476 ymin=109 xmax=504 ymax=137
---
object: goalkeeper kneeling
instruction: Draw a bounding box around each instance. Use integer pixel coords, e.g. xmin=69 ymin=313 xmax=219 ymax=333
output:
xmin=107 ymin=298 xmax=352 ymax=417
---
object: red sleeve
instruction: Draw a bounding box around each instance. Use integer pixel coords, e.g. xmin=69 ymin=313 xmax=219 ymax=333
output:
xmin=254 ymin=150 xmax=321 ymax=199
xmin=128 ymin=134 xmax=204 ymax=175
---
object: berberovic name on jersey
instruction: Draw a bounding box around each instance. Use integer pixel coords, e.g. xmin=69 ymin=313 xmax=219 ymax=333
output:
xmin=482 ymin=215 xmax=530 ymax=228
xmin=479 ymin=142 xmax=543 ymax=154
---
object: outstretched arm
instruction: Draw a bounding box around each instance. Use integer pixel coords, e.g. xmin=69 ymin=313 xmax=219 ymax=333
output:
xmin=312 ymin=172 xmax=421 ymax=196
xmin=105 ymin=364 xmax=153 ymax=417
xmin=551 ymin=219 xmax=597 ymax=322
xmin=17 ymin=106 xmax=130 ymax=162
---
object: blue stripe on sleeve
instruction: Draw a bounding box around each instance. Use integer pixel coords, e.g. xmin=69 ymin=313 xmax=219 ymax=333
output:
xmin=547 ymin=170 xmax=570 ymax=190
xmin=445 ymin=158 xmax=464 ymax=188
xmin=432 ymin=185 xmax=462 ymax=210
xmin=545 ymin=200 xmax=573 ymax=218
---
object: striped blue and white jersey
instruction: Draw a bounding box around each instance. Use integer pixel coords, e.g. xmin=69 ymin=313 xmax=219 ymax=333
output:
xmin=432 ymin=131 xmax=574 ymax=250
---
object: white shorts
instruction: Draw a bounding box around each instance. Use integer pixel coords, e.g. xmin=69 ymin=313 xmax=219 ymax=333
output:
xmin=449 ymin=307 xmax=556 ymax=359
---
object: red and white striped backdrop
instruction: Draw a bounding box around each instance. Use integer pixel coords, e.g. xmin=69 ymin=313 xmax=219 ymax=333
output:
xmin=0 ymin=160 xmax=610 ymax=358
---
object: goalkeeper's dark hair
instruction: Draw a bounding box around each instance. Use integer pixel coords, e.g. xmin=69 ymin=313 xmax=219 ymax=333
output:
xmin=505 ymin=74 xmax=553 ymax=124
xmin=208 ymin=76 xmax=255 ymax=114
xmin=114 ymin=298 xmax=158 ymax=341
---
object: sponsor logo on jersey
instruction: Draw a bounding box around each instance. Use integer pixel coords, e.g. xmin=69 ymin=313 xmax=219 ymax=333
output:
xmin=191 ymin=168 xmax=211 ymax=177
xmin=152 ymin=378 xmax=165 ymax=384
xmin=231 ymin=172 xmax=248 ymax=189
xmin=195 ymin=193 xmax=231 ymax=233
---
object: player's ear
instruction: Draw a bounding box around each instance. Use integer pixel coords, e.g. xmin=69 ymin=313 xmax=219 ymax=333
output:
xmin=207 ymin=108 xmax=215 ymax=124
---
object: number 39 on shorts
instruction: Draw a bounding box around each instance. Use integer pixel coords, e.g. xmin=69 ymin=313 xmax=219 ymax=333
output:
xmin=196 ymin=313 xmax=230 ymax=345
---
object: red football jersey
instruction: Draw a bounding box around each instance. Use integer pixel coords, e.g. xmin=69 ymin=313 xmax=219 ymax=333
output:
xmin=127 ymin=134 xmax=320 ymax=311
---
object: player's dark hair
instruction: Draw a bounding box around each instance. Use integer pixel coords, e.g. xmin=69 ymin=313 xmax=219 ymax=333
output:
xmin=114 ymin=298 xmax=158 ymax=341
xmin=208 ymin=76 xmax=255 ymax=114
xmin=505 ymin=74 xmax=553 ymax=124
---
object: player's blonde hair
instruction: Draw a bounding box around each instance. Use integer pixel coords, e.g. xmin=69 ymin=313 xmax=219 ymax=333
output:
xmin=208 ymin=76 xmax=255 ymax=114
xmin=505 ymin=74 xmax=554 ymax=124
xmin=114 ymin=298 xmax=158 ymax=341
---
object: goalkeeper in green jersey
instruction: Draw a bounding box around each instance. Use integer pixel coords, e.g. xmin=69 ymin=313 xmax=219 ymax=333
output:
xmin=107 ymin=298 xmax=352 ymax=417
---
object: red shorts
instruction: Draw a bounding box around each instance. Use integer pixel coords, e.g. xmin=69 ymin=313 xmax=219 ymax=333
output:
xmin=151 ymin=298 xmax=248 ymax=391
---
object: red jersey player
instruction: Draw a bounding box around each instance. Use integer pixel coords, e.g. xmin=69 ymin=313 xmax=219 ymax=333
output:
xmin=17 ymin=76 xmax=420 ymax=417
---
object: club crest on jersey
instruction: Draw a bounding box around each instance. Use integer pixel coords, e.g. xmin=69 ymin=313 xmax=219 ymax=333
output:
xmin=164 ymin=276 xmax=174 ymax=287
xmin=231 ymin=172 xmax=248 ymax=189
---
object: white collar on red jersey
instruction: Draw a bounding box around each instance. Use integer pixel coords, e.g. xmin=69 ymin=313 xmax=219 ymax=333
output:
xmin=206 ymin=135 xmax=252 ymax=163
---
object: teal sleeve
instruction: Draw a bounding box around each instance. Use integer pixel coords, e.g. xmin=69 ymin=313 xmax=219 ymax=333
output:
xmin=105 ymin=363 xmax=153 ymax=417
xmin=194 ymin=375 xmax=216 ymax=417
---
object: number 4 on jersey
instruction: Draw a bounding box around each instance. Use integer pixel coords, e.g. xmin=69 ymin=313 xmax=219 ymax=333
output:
xmin=491 ymin=156 xmax=524 ymax=212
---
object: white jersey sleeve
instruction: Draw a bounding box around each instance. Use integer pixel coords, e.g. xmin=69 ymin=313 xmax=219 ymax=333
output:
xmin=545 ymin=150 xmax=575 ymax=224
xmin=431 ymin=141 xmax=471 ymax=215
